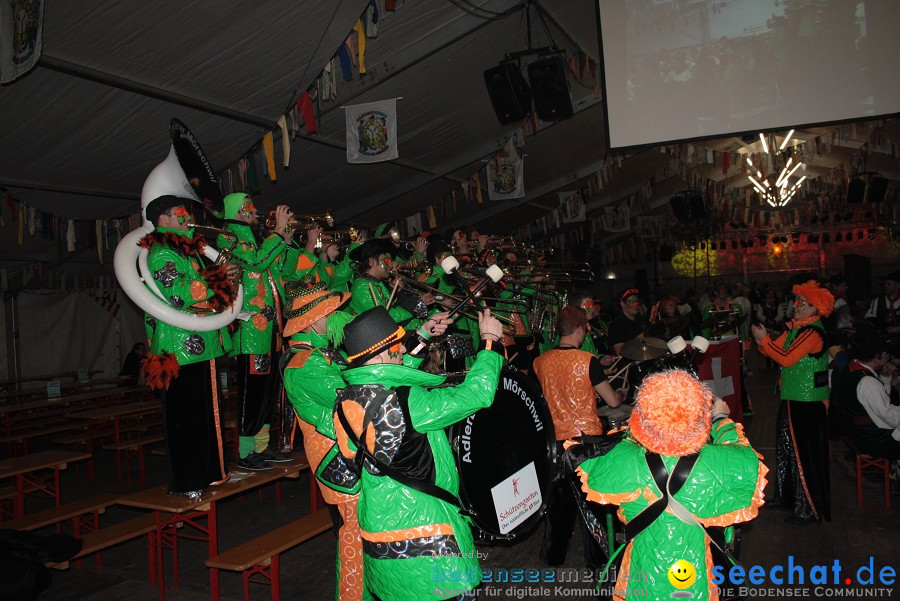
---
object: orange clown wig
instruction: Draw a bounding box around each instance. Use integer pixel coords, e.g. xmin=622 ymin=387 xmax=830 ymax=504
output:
xmin=792 ymin=279 xmax=835 ymax=317
xmin=630 ymin=370 xmax=714 ymax=456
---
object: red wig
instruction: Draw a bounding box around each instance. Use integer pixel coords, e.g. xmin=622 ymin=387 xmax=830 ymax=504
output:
xmin=792 ymin=280 xmax=834 ymax=317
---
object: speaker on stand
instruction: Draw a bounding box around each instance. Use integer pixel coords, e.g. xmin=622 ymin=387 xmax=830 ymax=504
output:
xmin=527 ymin=56 xmax=573 ymax=120
xmin=483 ymin=62 xmax=532 ymax=124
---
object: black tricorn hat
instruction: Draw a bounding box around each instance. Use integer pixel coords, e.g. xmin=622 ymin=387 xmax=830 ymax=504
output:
xmin=349 ymin=238 xmax=396 ymax=264
xmin=878 ymin=270 xmax=900 ymax=283
xmin=342 ymin=306 xmax=409 ymax=367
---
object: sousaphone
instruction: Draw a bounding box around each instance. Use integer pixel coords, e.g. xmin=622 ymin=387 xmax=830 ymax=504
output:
xmin=114 ymin=119 xmax=243 ymax=331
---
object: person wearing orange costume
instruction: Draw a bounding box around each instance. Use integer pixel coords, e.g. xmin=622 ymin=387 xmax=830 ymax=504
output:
xmin=533 ymin=306 xmax=623 ymax=569
xmin=282 ymin=282 xmax=370 ymax=601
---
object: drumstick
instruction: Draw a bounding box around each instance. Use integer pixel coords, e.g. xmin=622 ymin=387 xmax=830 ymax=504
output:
xmin=368 ymin=283 xmax=379 ymax=307
xmin=606 ymin=355 xmax=624 ymax=370
xmin=508 ymin=352 xmax=519 ymax=364
xmin=385 ymin=278 xmax=401 ymax=310
xmin=608 ymin=362 xmax=631 ymax=383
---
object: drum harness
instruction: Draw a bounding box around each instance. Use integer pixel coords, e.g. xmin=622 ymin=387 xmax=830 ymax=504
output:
xmin=334 ymin=385 xmax=471 ymax=516
xmin=564 ymin=434 xmax=740 ymax=582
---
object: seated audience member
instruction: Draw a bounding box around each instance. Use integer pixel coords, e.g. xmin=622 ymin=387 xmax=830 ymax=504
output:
xmin=120 ymin=342 xmax=147 ymax=385
xmin=834 ymin=337 xmax=900 ymax=460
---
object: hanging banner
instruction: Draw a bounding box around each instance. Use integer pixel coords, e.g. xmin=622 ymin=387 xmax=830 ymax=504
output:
xmin=601 ymin=199 xmax=632 ymax=233
xmin=345 ymin=99 xmax=399 ymax=163
xmin=558 ymin=190 xmax=585 ymax=223
xmin=486 ymin=158 xmax=525 ymax=200
xmin=636 ymin=215 xmax=663 ymax=239
xmin=0 ymin=0 xmax=44 ymax=84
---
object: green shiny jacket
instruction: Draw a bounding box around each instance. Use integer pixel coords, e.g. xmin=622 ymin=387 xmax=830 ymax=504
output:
xmin=336 ymin=348 xmax=503 ymax=601
xmin=144 ymin=227 xmax=229 ymax=366
xmin=217 ymin=223 xmax=287 ymax=354
xmin=578 ymin=419 xmax=766 ymax=601
xmin=283 ymin=332 xmax=344 ymax=439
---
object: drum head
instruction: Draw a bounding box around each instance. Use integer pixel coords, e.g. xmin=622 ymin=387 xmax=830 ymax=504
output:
xmin=451 ymin=369 xmax=556 ymax=540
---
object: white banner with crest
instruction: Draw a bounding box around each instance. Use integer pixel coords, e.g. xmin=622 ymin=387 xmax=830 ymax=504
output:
xmin=486 ymin=158 xmax=525 ymax=200
xmin=345 ymin=99 xmax=399 ymax=164
xmin=0 ymin=0 xmax=44 ymax=84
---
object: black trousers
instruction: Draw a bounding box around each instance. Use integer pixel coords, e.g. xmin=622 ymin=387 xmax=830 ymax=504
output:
xmin=163 ymin=360 xmax=227 ymax=493
xmin=541 ymin=447 xmax=608 ymax=570
xmin=236 ymin=353 xmax=279 ymax=437
xmin=774 ymin=400 xmax=831 ymax=520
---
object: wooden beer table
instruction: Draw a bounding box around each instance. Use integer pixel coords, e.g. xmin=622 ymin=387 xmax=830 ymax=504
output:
xmin=0 ymin=449 xmax=92 ymax=517
xmin=116 ymin=455 xmax=310 ymax=601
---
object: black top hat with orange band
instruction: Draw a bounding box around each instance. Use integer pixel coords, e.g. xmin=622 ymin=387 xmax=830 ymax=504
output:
xmin=342 ymin=306 xmax=412 ymax=367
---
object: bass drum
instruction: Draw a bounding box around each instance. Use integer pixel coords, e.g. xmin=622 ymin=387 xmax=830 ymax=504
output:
xmin=448 ymin=368 xmax=557 ymax=541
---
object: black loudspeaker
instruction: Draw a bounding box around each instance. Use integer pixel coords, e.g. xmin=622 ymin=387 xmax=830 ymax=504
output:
xmin=483 ymin=62 xmax=532 ymax=124
xmin=847 ymin=178 xmax=866 ymax=203
xmin=867 ymin=177 xmax=888 ymax=203
xmin=844 ymin=254 xmax=871 ymax=302
xmin=688 ymin=193 xmax=707 ymax=219
xmin=635 ymin=269 xmax=649 ymax=298
xmin=527 ymin=56 xmax=573 ymax=120
xmin=669 ymin=195 xmax=691 ymax=220
xmin=658 ymin=244 xmax=675 ymax=262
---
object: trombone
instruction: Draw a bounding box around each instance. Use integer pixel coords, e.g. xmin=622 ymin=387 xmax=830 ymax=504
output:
xmin=321 ymin=225 xmax=361 ymax=244
xmin=389 ymin=267 xmax=530 ymax=308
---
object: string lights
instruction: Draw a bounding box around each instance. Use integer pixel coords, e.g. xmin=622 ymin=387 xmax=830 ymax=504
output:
xmin=746 ymin=129 xmax=807 ymax=208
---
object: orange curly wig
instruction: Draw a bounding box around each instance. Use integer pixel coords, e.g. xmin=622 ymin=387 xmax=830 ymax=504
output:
xmin=630 ymin=370 xmax=714 ymax=456
xmin=792 ymin=280 xmax=834 ymax=317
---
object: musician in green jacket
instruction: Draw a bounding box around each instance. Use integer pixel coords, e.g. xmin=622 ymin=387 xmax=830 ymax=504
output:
xmin=218 ymin=193 xmax=294 ymax=471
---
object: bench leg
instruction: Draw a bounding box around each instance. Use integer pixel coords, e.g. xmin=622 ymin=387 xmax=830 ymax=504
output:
xmin=140 ymin=447 xmax=148 ymax=488
xmin=271 ymin=554 xmax=280 ymax=601
xmin=242 ymin=557 xmax=279 ymax=601
xmin=147 ymin=532 xmax=156 ymax=585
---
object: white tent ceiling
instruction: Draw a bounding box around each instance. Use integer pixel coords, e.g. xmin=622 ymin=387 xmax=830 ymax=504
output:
xmin=0 ymin=0 xmax=896 ymax=280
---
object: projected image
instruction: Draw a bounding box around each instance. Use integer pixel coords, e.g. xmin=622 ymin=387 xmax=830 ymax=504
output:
xmin=598 ymin=0 xmax=897 ymax=148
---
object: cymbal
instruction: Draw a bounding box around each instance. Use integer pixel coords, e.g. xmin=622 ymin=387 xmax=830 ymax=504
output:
xmin=620 ymin=337 xmax=668 ymax=361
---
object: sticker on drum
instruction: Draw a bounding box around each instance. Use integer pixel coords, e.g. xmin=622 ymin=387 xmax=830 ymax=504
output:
xmin=449 ymin=369 xmax=556 ymax=540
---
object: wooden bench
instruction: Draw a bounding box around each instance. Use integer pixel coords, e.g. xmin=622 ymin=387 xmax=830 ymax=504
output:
xmin=1 ymin=423 xmax=88 ymax=456
xmin=0 ymin=485 xmax=17 ymax=523
xmin=50 ymin=511 xmax=175 ymax=577
xmin=3 ymin=492 xmax=119 ymax=532
xmin=206 ymin=508 xmax=332 ymax=601
xmin=103 ymin=434 xmax=166 ymax=487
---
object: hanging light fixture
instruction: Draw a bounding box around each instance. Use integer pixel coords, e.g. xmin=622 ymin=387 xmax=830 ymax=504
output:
xmin=746 ymin=130 xmax=806 ymax=208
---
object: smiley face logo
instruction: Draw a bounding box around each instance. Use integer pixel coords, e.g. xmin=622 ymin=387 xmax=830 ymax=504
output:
xmin=668 ymin=559 xmax=697 ymax=590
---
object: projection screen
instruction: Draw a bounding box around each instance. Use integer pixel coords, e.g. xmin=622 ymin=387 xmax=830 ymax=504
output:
xmin=597 ymin=0 xmax=900 ymax=149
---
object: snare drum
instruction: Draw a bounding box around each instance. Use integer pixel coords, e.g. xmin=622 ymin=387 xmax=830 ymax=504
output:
xmin=448 ymin=368 xmax=556 ymax=540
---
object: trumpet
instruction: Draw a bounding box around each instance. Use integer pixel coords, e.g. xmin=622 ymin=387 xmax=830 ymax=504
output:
xmin=388 ymin=226 xmax=426 ymax=251
xmin=266 ymin=210 xmax=335 ymax=236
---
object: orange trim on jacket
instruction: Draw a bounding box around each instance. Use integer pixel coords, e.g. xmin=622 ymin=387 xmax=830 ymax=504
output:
xmin=360 ymin=523 xmax=455 ymax=543
xmin=756 ymin=315 xmax=823 ymax=367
